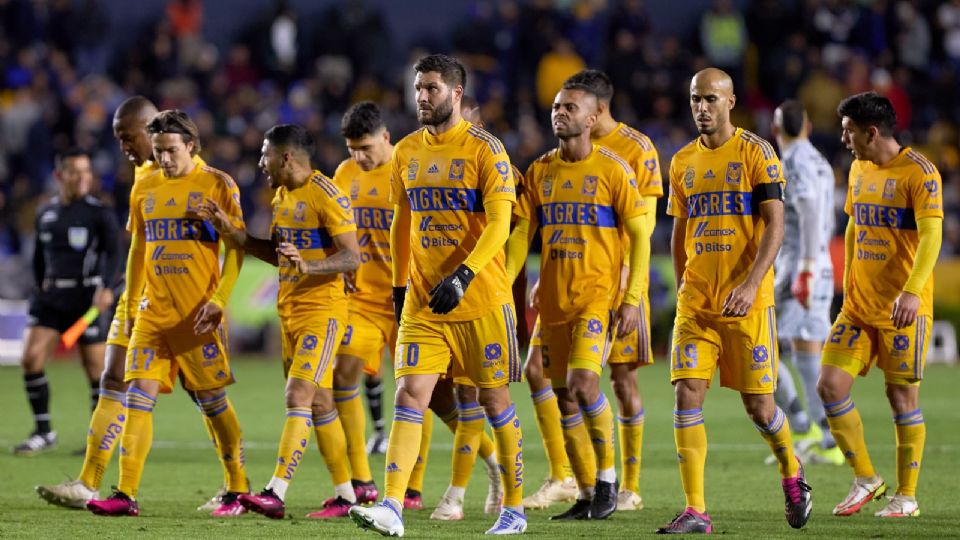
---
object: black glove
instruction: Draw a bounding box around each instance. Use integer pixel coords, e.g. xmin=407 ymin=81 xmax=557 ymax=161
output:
xmin=392 ymin=286 xmax=407 ymax=324
xmin=428 ymin=264 xmax=475 ymax=314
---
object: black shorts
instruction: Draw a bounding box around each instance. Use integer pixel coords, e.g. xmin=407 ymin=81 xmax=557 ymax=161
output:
xmin=27 ymin=288 xmax=109 ymax=345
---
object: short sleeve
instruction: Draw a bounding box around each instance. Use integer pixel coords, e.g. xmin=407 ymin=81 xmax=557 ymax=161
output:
xmin=216 ymin=175 xmax=246 ymax=233
xmin=748 ymin=140 xmax=784 ymax=190
xmin=666 ymin=156 xmax=687 ymax=218
xmin=316 ymin=175 xmax=357 ymax=237
xmin=636 ymin=145 xmax=664 ymax=198
xmin=477 ymin=138 xmax=516 ymax=206
xmin=911 ymin=169 xmax=945 ymax=221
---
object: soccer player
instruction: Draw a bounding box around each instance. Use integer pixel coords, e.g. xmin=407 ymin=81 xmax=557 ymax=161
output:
xmin=348 ymin=53 xmax=526 ymax=537
xmin=769 ymin=100 xmax=844 ymax=466
xmin=14 ymin=149 xmax=120 ymax=455
xmin=86 ymin=110 xmax=248 ymax=517
xmin=657 ymin=68 xmax=811 ymax=534
xmin=817 ymin=92 xmax=942 ymax=518
xmin=521 ymin=69 xmax=662 ymax=512
xmin=505 ymin=83 xmax=647 ymax=522
xmin=198 ymin=125 xmax=360 ymax=520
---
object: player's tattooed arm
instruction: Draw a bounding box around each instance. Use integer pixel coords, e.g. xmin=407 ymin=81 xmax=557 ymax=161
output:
xmin=277 ymin=231 xmax=359 ymax=275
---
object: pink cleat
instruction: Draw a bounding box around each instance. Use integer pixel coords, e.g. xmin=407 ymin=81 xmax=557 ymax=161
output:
xmin=210 ymin=492 xmax=247 ymax=517
xmin=404 ymin=488 xmax=423 ymax=510
xmin=353 ymin=480 xmax=379 ymax=505
xmin=238 ymin=489 xmax=285 ymax=519
xmin=87 ymin=490 xmax=140 ymax=517
xmin=306 ymin=496 xmax=353 ymax=518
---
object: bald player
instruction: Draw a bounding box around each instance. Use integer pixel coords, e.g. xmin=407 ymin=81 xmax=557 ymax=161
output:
xmin=657 ymin=69 xmax=811 ymax=534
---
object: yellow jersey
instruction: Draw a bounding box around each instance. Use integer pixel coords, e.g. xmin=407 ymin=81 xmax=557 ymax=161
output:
xmin=128 ymin=157 xmax=243 ymax=330
xmin=272 ymin=170 xmax=357 ymax=321
xmin=666 ymin=128 xmax=784 ymax=318
xmin=333 ymin=158 xmax=393 ymax=318
xmin=391 ymin=119 xmax=516 ymax=322
xmin=594 ymin=122 xmax=663 ymax=203
xmin=116 ymin=160 xmax=162 ymax=322
xmin=844 ymin=147 xmax=943 ymax=322
xmin=517 ymin=145 xmax=646 ymax=324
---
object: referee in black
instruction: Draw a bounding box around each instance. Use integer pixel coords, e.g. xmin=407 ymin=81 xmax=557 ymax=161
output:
xmin=14 ymin=149 xmax=121 ymax=456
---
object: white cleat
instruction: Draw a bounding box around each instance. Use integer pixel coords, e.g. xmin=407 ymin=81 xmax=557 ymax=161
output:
xmin=36 ymin=479 xmax=99 ymax=509
xmin=485 ymin=507 xmax=527 ymax=535
xmin=616 ymin=490 xmax=644 ymax=511
xmin=484 ymin=454 xmax=504 ymax=514
xmin=521 ymin=477 xmax=578 ymax=510
xmin=197 ymin=486 xmax=226 ymax=512
xmin=833 ymin=476 xmax=887 ymax=516
xmin=350 ymin=502 xmax=405 ymax=537
xmin=874 ymin=494 xmax=919 ymax=518
xmin=430 ymin=492 xmax=465 ymax=521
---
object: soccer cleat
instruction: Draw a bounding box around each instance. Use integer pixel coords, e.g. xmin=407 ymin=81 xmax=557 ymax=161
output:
xmin=874 ymin=494 xmax=919 ymax=518
xmin=485 ymin=507 xmax=527 ymax=535
xmin=307 ymin=496 xmax=354 ymax=518
xmin=833 ymin=477 xmax=886 ymax=516
xmin=782 ymin=460 xmax=813 ymax=528
xmin=522 ymin=477 xmax=578 ymax=510
xmin=353 ymin=479 xmax=379 ymax=505
xmin=238 ymin=489 xmax=285 ymax=519
xmin=655 ymin=507 xmax=713 ymax=534
xmin=349 ymin=501 xmax=405 ymax=537
xmin=86 ymin=489 xmax=140 ymax=517
xmin=549 ymin=499 xmax=591 ymax=520
xmin=36 ymin=479 xmax=99 ymax=509
xmin=403 ymin=489 xmax=423 ymax=510
xmin=484 ymin=457 xmax=504 ymax=514
xmin=430 ymin=492 xmax=465 ymax=521
xmin=589 ymin=479 xmax=618 ymax=520
xmin=12 ymin=431 xmax=57 ymax=456
xmin=211 ymin=492 xmax=247 ymax=517
xmin=366 ymin=431 xmax=388 ymax=455
xmin=197 ymin=487 xmax=226 ymax=512
xmin=616 ymin=490 xmax=644 ymax=511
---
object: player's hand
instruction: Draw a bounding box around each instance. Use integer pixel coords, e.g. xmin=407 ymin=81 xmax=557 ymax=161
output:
xmin=428 ymin=264 xmax=475 ymax=314
xmin=343 ymin=271 xmax=358 ymax=294
xmin=277 ymin=242 xmax=307 ymax=273
xmin=722 ymin=280 xmax=759 ymax=318
xmin=196 ymin=198 xmax=241 ymax=246
xmin=891 ymin=291 xmax=921 ymax=330
xmin=791 ymin=270 xmax=814 ymax=309
xmin=193 ymin=301 xmax=223 ymax=335
xmin=93 ymin=287 xmax=114 ymax=312
xmin=613 ymin=302 xmax=640 ymax=338
xmin=528 ymin=278 xmax=540 ymax=310
xmin=393 ymin=286 xmax=407 ymax=324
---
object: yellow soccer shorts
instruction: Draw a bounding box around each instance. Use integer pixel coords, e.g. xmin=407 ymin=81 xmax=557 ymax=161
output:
xmin=608 ymin=293 xmax=654 ymax=366
xmin=125 ymin=319 xmax=232 ymax=393
xmin=106 ymin=291 xmax=130 ymax=349
xmin=821 ymin=310 xmax=930 ymax=386
xmin=395 ymin=303 xmax=521 ymax=388
xmin=540 ymin=312 xmax=612 ymax=388
xmin=338 ymin=309 xmax=397 ymax=377
xmin=282 ymin=313 xmax=347 ymax=389
xmin=670 ymin=306 xmax=778 ymax=394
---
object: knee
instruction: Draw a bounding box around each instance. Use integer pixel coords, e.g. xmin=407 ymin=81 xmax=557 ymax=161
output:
xmin=313 ymin=388 xmax=334 ymax=413
xmin=610 ymin=370 xmax=636 ymax=400
xmin=885 ymin=384 xmax=918 ymax=415
xmin=394 ymin=381 xmax=429 ymax=411
xmin=456 ymin=384 xmax=478 ymax=405
xmin=742 ymin=397 xmax=774 ymax=426
xmin=816 ymin=377 xmax=841 ymax=403
xmin=478 ymin=386 xmax=509 ymax=416
xmin=284 ymin=379 xmax=315 ymax=407
xmin=566 ymin=377 xmax=598 ymax=406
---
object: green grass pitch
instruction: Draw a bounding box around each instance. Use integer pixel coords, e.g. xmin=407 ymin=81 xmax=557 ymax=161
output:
xmin=1 ymin=356 xmax=957 ymax=538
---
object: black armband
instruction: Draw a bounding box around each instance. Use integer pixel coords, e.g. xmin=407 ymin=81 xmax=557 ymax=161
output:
xmin=750 ymin=182 xmax=784 ymax=214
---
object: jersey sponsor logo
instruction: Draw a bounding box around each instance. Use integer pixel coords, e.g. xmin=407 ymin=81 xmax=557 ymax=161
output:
xmin=202 ymin=343 xmax=220 ymax=360
xmin=274 ymin=226 xmax=333 ymax=249
xmin=684 ymin=166 xmax=696 ymax=189
xmin=852 ymin=203 xmax=916 ymax=230
xmin=359 ymin=251 xmax=391 ymax=264
xmin=420 ymin=236 xmax=459 ymax=248
xmin=427 ymin=163 xmax=440 ymax=174
xmin=187 ymin=192 xmax=203 ymax=212
xmin=337 ymin=196 xmax=351 ymax=209
xmin=354 ymin=206 xmax=394 ymax=231
xmin=883 ymin=179 xmax=896 ymax=200
xmin=165 ymin=197 xmax=177 ymax=207
xmin=692 ymin=221 xmax=736 ymax=238
xmin=562 ymin=180 xmax=573 ymax=189
xmin=856 ymin=230 xmax=890 ymax=247
xmin=695 ymin=242 xmax=732 ymax=254
xmin=542 ymin=176 xmax=554 ymax=196
xmin=686 ymin=191 xmax=752 ymax=218
xmin=767 ymin=164 xmax=780 ymax=180
xmin=644 ymin=158 xmax=657 ymax=172
xmin=154 ymin=264 xmax=189 ymax=276
xmin=407 ymin=187 xmax=483 ymax=212
xmin=893 ymin=335 xmax=909 ymax=351
xmin=485 ymin=343 xmax=502 ymax=360
xmin=418 ymin=215 xmax=463 ymax=232
xmin=725 ymin=162 xmax=743 ymax=185
xmin=144 ymin=218 xmax=218 ymax=242
xmin=924 ymin=180 xmax=939 ymax=196
xmin=151 ymin=245 xmax=194 ymax=261
xmin=368 ymin=187 xmax=379 ymax=196
xmin=407 ymin=159 xmax=419 ymax=181
xmin=449 ymin=159 xmax=465 ymax=180
xmin=703 ymin=169 xmax=715 ymax=180
xmin=546 ymin=229 xmax=586 ymax=245
xmin=857 ymin=248 xmax=887 ymax=261
xmin=537 ymin=203 xmax=618 ymax=227
xmin=581 ymin=175 xmax=598 ymax=196
xmin=293 ymin=201 xmax=307 ymax=222
xmin=67 ymin=227 xmax=88 ymax=250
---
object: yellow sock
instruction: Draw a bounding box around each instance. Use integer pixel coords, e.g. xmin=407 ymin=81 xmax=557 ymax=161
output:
xmin=269 ymin=406 xmax=314 ymax=495
xmin=582 ymin=393 xmax=616 ymax=473
xmin=560 ymin=412 xmax=596 ymax=492
xmin=532 ymin=386 xmax=573 ymax=480
xmin=674 ymin=408 xmax=707 ymax=513
xmin=313 ymin=408 xmax=351 ymax=487
xmin=894 ymin=408 xmax=925 ymax=497
xmin=489 ymin=404 xmax=523 ymax=508
xmin=824 ymin=396 xmax=876 ymax=478
xmin=384 ymin=406 xmax=424 ymax=502
xmin=408 ymin=410 xmax=433 ymax=493
xmin=618 ymin=409 xmax=644 ymax=493
xmin=79 ymin=389 xmax=126 ymax=489
xmin=451 ymin=402 xmax=485 ymax=488
xmin=478 ymin=429 xmax=496 ymax=461
xmin=336 ymin=385 xmax=373 ymax=482
xmin=118 ymin=388 xmax=157 ymax=498
xmin=199 ymin=393 xmax=248 ymax=493
xmin=755 ymin=407 xmax=799 ymax=478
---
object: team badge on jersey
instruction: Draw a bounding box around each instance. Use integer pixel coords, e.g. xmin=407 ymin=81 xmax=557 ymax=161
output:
xmin=187 ymin=192 xmax=203 ymax=212
xmin=293 ymin=201 xmax=306 ymax=222
xmin=449 ymin=159 xmax=465 ymax=181
xmin=752 ymin=345 xmax=768 ymax=363
xmin=350 ymin=178 xmax=360 ymax=200
xmin=684 ymin=166 xmax=696 ymax=189
xmin=145 ymin=192 xmax=156 ymax=214
xmin=766 ymin=164 xmax=780 ymax=180
xmin=581 ymin=175 xmax=598 ymax=196
xmin=68 ymin=227 xmax=88 ymax=251
xmin=407 ymin=159 xmax=419 ymax=181
xmin=725 ymin=162 xmax=743 ymax=185
xmin=644 ymin=158 xmax=657 ymax=172
xmin=853 ymin=175 xmax=863 ymax=196
xmin=495 ymin=160 xmax=510 ymax=182
xmin=893 ymin=335 xmax=909 ymax=351
xmin=484 ymin=343 xmax=502 ymax=360
xmin=883 ymin=178 xmax=896 ymax=200
xmin=543 ymin=176 xmax=553 ymax=197
xmin=203 ymin=343 xmax=220 ymax=360
xmin=924 ymin=180 xmax=939 ymax=196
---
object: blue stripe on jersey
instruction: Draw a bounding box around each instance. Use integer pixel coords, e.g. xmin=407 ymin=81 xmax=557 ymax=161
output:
xmin=852 ymin=203 xmax=917 ymax=230
xmin=686 ymin=191 xmax=753 ymax=218
xmin=537 ymin=203 xmax=618 ymax=227
xmin=407 ymin=187 xmax=484 ymax=212
xmin=353 ymin=206 xmax=394 ymax=231
xmin=144 ymin=218 xmax=219 ymax=242
xmin=273 ymin=226 xmax=333 ymax=249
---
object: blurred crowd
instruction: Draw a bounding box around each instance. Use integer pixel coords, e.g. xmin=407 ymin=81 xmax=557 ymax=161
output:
xmin=2 ymin=0 xmax=960 ymax=300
